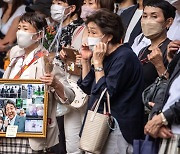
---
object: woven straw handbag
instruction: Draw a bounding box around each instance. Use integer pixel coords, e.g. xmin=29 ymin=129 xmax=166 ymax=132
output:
xmin=79 ymin=88 xmax=112 ymax=154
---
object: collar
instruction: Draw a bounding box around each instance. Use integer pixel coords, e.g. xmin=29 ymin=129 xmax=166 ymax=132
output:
xmin=23 ymin=44 xmax=44 ymax=65
xmin=9 ymin=114 xmax=17 ymax=125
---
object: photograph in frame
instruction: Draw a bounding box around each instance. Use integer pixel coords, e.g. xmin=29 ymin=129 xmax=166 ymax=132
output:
xmin=0 ymin=79 xmax=48 ymax=138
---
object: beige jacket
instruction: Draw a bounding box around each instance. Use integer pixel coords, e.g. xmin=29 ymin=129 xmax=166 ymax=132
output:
xmin=3 ymin=45 xmax=75 ymax=150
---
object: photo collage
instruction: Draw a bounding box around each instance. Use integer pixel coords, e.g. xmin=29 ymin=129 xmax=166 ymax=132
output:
xmin=0 ymin=83 xmax=45 ymax=133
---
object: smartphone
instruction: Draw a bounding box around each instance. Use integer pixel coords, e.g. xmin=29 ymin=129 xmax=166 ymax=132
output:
xmin=62 ymin=47 xmax=79 ymax=60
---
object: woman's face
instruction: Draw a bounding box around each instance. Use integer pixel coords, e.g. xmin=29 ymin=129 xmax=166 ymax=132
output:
xmin=142 ymin=6 xmax=165 ymax=25
xmin=87 ymin=21 xmax=110 ymax=43
xmin=52 ymin=0 xmax=73 ymax=16
xmin=18 ymin=21 xmax=37 ymax=34
xmin=52 ymin=0 xmax=69 ymax=7
xmin=18 ymin=21 xmax=39 ymax=40
xmin=141 ymin=6 xmax=172 ymax=39
xmin=83 ymin=0 xmax=99 ymax=9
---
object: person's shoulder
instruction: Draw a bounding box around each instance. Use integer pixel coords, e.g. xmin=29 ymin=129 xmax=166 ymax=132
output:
xmin=16 ymin=5 xmax=26 ymax=12
xmin=120 ymin=4 xmax=139 ymax=16
xmin=16 ymin=115 xmax=25 ymax=121
xmin=9 ymin=45 xmax=24 ymax=60
xmin=13 ymin=5 xmax=26 ymax=15
xmin=118 ymin=43 xmax=134 ymax=54
xmin=116 ymin=43 xmax=139 ymax=61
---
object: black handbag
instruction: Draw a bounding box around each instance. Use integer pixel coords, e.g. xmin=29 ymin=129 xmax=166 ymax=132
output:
xmin=142 ymin=76 xmax=168 ymax=112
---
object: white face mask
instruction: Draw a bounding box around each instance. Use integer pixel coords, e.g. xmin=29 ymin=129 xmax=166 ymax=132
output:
xmin=16 ymin=30 xmax=38 ymax=49
xmin=50 ymin=4 xmax=70 ymax=22
xmin=3 ymin=0 xmax=13 ymax=3
xmin=87 ymin=35 xmax=104 ymax=51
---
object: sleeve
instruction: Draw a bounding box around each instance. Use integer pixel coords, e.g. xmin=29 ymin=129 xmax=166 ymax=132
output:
xmin=77 ymin=67 xmax=95 ymax=95
xmin=97 ymin=57 xmax=133 ymax=97
xmin=52 ymin=59 xmax=75 ymax=104
xmin=79 ymin=52 xmax=135 ymax=98
xmin=163 ymin=101 xmax=180 ymax=125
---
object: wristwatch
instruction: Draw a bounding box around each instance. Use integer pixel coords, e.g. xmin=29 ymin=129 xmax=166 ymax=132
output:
xmin=94 ymin=67 xmax=103 ymax=72
xmin=160 ymin=113 xmax=168 ymax=125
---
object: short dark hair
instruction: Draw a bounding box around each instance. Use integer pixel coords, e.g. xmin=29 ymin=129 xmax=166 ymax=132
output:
xmin=19 ymin=12 xmax=47 ymax=31
xmin=143 ymin=0 xmax=176 ymax=20
xmin=4 ymin=100 xmax=16 ymax=113
xmin=59 ymin=0 xmax=83 ymax=18
xmin=85 ymin=9 xmax=124 ymax=44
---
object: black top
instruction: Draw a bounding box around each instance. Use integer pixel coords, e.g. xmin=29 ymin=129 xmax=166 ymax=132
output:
xmin=138 ymin=38 xmax=170 ymax=89
xmin=78 ymin=43 xmax=144 ymax=144
xmin=59 ymin=18 xmax=83 ymax=50
xmin=44 ymin=18 xmax=83 ymax=51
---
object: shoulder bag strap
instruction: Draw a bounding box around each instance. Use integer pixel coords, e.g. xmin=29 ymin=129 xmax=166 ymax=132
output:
xmin=13 ymin=51 xmax=44 ymax=79
xmin=90 ymin=88 xmax=111 ymax=121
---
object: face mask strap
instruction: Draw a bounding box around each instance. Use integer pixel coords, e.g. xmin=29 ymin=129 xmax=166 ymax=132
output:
xmin=40 ymin=28 xmax=45 ymax=46
xmin=48 ymin=19 xmax=63 ymax=55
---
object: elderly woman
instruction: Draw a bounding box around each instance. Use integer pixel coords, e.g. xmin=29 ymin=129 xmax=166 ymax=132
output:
xmin=59 ymin=0 xmax=115 ymax=153
xmin=78 ymin=9 xmax=144 ymax=154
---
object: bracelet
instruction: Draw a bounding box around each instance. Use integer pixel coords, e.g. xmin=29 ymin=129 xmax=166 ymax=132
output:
xmin=160 ymin=113 xmax=168 ymax=126
xmin=94 ymin=67 xmax=103 ymax=72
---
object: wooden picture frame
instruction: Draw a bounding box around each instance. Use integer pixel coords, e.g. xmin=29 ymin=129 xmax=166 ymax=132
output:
xmin=0 ymin=79 xmax=48 ymax=138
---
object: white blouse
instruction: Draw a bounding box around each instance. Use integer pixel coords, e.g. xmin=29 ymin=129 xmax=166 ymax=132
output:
xmin=9 ymin=45 xmax=43 ymax=79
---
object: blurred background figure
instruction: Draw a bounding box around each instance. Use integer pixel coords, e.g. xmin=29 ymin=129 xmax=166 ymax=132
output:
xmin=132 ymin=0 xmax=180 ymax=56
xmin=120 ymin=0 xmax=144 ymax=46
xmin=0 ymin=0 xmax=26 ymax=71
xmin=114 ymin=0 xmax=137 ymax=15
xmin=26 ymin=0 xmax=52 ymax=19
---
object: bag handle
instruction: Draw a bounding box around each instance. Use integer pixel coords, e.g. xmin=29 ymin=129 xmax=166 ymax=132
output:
xmin=90 ymin=88 xmax=111 ymax=121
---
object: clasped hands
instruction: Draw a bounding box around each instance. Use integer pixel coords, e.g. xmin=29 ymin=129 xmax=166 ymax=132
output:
xmin=144 ymin=114 xmax=173 ymax=139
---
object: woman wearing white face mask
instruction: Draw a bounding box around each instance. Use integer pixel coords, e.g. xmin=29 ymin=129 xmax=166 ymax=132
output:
xmin=49 ymin=0 xmax=84 ymax=51
xmin=0 ymin=12 xmax=75 ymax=154
xmin=0 ymin=0 xmax=25 ymax=68
xmin=48 ymin=1 xmax=85 ymax=154
xmin=58 ymin=0 xmax=114 ymax=153
xmin=78 ymin=9 xmax=144 ymax=154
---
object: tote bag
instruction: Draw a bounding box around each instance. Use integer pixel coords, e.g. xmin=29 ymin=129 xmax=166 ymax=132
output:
xmin=79 ymin=88 xmax=112 ymax=154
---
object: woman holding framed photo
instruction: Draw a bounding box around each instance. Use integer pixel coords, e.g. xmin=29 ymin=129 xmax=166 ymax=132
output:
xmin=0 ymin=12 xmax=75 ymax=153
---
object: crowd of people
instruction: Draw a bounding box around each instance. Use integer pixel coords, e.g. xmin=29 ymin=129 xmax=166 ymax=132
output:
xmin=0 ymin=0 xmax=180 ymax=153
